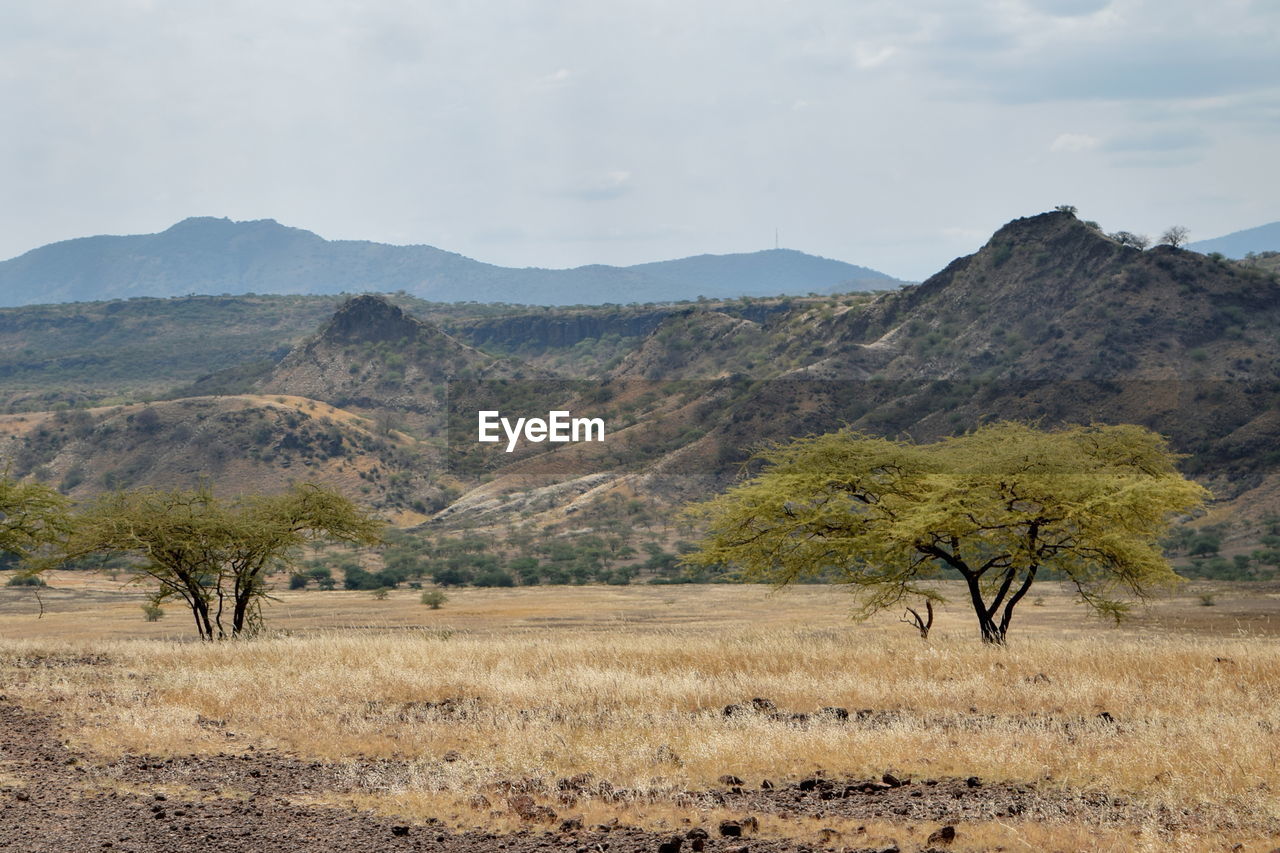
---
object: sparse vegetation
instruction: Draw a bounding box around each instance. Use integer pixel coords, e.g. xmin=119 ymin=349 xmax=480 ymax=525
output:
xmin=2 ymin=209 xmax=1280 ymax=849
xmin=0 ymin=585 xmax=1277 ymax=849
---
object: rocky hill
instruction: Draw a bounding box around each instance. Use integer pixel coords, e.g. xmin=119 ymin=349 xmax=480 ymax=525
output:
xmin=3 ymin=209 xmax=1279 ymax=560
xmin=0 ymin=217 xmax=903 ymax=307
xmin=442 ymin=211 xmax=1280 ymax=524
xmin=707 ymin=212 xmax=1280 ymax=514
xmin=0 ymin=395 xmax=446 ymax=525
xmin=252 ymin=295 xmax=540 ymax=442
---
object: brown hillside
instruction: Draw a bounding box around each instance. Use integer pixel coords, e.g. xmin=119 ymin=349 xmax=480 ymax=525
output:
xmin=0 ymin=395 xmax=447 ymax=523
xmin=6 ymin=211 xmax=1279 ymax=538
xmin=256 ymin=295 xmax=534 ymax=438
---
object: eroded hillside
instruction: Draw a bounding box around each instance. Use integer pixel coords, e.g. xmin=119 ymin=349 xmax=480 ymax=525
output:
xmin=4 ymin=210 xmax=1279 ymax=555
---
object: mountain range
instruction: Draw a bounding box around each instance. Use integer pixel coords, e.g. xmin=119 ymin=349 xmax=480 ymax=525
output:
xmin=1188 ymin=221 xmax=1280 ymax=258
xmin=0 ymin=217 xmax=902 ymax=307
xmin=0 ymin=208 xmax=1277 ymax=578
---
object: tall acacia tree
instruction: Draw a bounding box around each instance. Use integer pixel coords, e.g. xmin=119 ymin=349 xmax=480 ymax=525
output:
xmin=683 ymin=422 xmax=1208 ymax=644
xmin=58 ymin=484 xmax=382 ymax=640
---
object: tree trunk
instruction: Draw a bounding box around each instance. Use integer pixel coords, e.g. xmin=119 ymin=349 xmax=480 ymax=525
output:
xmin=231 ymin=591 xmax=251 ymax=638
xmin=964 ymin=574 xmax=1008 ymax=645
xmin=230 ymin=568 xmax=263 ymax=638
xmin=980 ymin=620 xmax=1007 ymax=645
xmin=190 ymin=597 xmax=214 ymax=642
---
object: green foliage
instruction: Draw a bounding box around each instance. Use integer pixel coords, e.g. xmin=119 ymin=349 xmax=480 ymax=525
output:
xmin=420 ymin=588 xmax=448 ymax=608
xmin=304 ymin=565 xmax=335 ymax=586
xmin=54 ymin=483 xmax=383 ymax=640
xmin=0 ymin=476 xmax=71 ymax=580
xmin=473 ymin=569 xmax=515 ymax=587
xmin=432 ymin=566 xmax=474 ymax=587
xmin=1187 ymin=532 xmax=1221 ymax=556
xmin=342 ymin=565 xmax=404 ymax=590
xmin=141 ymin=601 xmax=165 ymax=621
xmin=684 ymin=422 xmax=1208 ymax=643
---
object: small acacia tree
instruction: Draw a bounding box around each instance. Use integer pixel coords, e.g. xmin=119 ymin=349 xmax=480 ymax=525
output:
xmin=0 ymin=477 xmax=71 ymax=558
xmin=683 ymin=422 xmax=1208 ymax=644
xmin=56 ymin=483 xmax=382 ymax=640
xmin=0 ymin=478 xmax=71 ymax=600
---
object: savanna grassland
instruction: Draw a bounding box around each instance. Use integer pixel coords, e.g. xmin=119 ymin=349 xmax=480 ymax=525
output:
xmin=2 ymin=580 xmax=1278 ymax=852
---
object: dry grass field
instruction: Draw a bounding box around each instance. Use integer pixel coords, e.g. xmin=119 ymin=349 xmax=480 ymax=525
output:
xmin=2 ymin=578 xmax=1279 ymax=851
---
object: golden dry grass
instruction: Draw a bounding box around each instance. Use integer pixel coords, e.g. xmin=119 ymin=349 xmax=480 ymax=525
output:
xmin=2 ymin=582 xmax=1279 ymax=850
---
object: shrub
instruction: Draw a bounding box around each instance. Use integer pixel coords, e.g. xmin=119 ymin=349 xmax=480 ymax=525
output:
xmin=420 ymin=589 xmax=448 ymax=609
xmin=473 ymin=569 xmax=515 ymax=588
xmin=432 ymin=567 xmax=474 ymax=587
xmin=1188 ymin=534 xmax=1221 ymax=556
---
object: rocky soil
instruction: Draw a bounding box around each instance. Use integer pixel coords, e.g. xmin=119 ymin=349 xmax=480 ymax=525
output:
xmin=0 ymin=692 xmax=1270 ymax=852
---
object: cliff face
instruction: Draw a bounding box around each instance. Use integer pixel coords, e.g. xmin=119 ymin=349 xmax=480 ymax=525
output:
xmin=448 ymin=309 xmax=669 ymax=351
xmin=316 ymin=294 xmax=426 ymax=345
xmin=445 ymin=300 xmax=798 ymax=354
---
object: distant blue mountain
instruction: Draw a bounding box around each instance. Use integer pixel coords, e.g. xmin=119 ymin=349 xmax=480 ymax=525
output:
xmin=1188 ymin=221 xmax=1280 ymax=258
xmin=0 ymin=217 xmax=903 ymax=307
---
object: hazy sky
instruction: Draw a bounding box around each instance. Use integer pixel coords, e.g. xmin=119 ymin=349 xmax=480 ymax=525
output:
xmin=2 ymin=0 xmax=1277 ymax=280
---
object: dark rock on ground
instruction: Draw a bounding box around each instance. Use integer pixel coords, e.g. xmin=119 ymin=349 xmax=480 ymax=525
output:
xmin=926 ymin=824 xmax=957 ymax=844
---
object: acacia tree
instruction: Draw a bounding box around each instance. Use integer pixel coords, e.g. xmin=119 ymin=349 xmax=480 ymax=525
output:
xmin=683 ymin=422 xmax=1208 ymax=644
xmin=0 ymin=476 xmax=71 ymax=568
xmin=57 ymin=484 xmax=382 ymax=639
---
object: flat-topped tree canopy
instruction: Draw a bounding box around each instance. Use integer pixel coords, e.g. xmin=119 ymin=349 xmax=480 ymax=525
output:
xmin=53 ymin=483 xmax=383 ymax=640
xmin=683 ymin=421 xmax=1209 ymax=643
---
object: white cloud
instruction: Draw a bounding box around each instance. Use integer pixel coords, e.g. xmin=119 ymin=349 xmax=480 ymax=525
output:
xmin=853 ymin=43 xmax=896 ymax=69
xmin=1050 ymin=133 xmax=1101 ymax=152
xmin=538 ymin=68 xmax=573 ymax=86
xmin=0 ymin=0 xmax=1276 ymax=283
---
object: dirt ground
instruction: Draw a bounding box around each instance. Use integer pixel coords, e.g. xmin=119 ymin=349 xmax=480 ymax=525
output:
xmin=2 ymin=582 xmax=1280 ymax=851
xmin=6 ymin=694 xmax=1268 ymax=853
